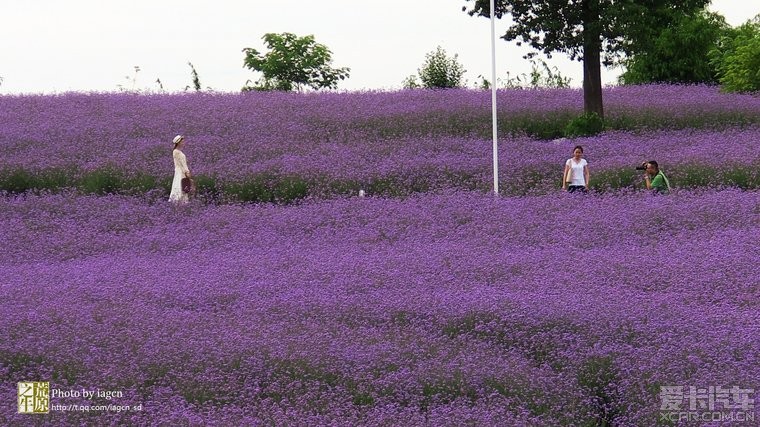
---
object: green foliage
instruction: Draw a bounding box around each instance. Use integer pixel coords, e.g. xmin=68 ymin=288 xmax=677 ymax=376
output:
xmin=190 ymin=175 xmax=219 ymax=202
xmin=401 ymin=75 xmax=421 ymax=89
xmin=721 ymin=166 xmax=753 ymax=189
xmin=351 ymin=104 xmax=759 ymax=141
xmin=242 ymin=33 xmax=350 ymax=92
xmin=0 ymin=168 xmax=74 ymax=193
xmin=475 ymin=75 xmax=491 ymax=90
xmin=187 ymin=62 xmax=202 ymax=92
xmin=420 ymin=371 xmax=478 ymax=410
xmin=463 ymin=0 xmax=711 ymax=117
xmin=416 ymin=46 xmax=466 ymax=89
xmin=620 ymin=11 xmax=729 ymax=85
xmin=365 ymin=175 xmax=429 ymax=197
xmin=589 ymin=169 xmax=639 ymax=192
xmin=504 ymin=59 xmax=571 ymax=89
xmin=80 ymin=168 xmax=122 ymax=195
xmin=0 ymin=169 xmax=35 ymax=193
xmin=576 ymin=355 xmax=620 ymax=425
xmin=1 ymin=162 xmax=760 ymax=203
xmin=222 ymin=175 xmax=309 ymax=203
xmin=222 ymin=179 xmax=273 ymax=203
xmin=710 ymin=17 xmax=760 ymax=93
xmin=564 ymin=112 xmax=605 ymax=138
xmin=117 ymin=66 xmax=141 ymax=93
xmin=674 ymin=164 xmax=713 ymax=188
xmin=124 ymin=173 xmax=160 ymax=194
xmin=464 ymin=0 xmax=708 ymax=64
xmin=274 ymin=176 xmax=309 ymax=202
xmin=351 ymin=392 xmax=375 ymax=406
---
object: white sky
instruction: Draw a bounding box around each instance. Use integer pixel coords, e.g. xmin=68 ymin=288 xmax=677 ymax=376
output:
xmin=0 ymin=0 xmax=757 ymax=94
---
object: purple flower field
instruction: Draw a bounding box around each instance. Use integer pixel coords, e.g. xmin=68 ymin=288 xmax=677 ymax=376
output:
xmin=1 ymin=85 xmax=759 ymax=198
xmin=1 ymin=85 xmax=759 ymax=425
xmin=2 ymin=189 xmax=758 ymax=425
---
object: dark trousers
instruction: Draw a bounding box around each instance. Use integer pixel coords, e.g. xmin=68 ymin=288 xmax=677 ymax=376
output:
xmin=567 ymin=185 xmax=588 ymax=194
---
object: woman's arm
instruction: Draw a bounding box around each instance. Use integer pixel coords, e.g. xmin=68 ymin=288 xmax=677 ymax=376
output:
xmin=175 ymin=151 xmax=192 ymax=179
xmin=584 ymin=165 xmax=590 ymax=188
xmin=562 ymin=164 xmax=569 ymax=189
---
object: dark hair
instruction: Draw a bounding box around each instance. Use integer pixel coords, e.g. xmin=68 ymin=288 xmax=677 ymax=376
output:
xmin=648 ymin=160 xmax=659 ymax=170
xmin=573 ymin=145 xmax=584 ymax=153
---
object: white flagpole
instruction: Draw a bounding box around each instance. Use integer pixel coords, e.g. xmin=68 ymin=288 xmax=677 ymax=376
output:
xmin=490 ymin=0 xmax=499 ymax=195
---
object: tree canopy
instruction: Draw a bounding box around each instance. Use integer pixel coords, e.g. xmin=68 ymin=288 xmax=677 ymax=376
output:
xmin=620 ymin=11 xmax=728 ymax=85
xmin=242 ymin=33 xmax=350 ymax=92
xmin=710 ymin=17 xmax=760 ymax=93
xmin=463 ymin=0 xmax=710 ymax=118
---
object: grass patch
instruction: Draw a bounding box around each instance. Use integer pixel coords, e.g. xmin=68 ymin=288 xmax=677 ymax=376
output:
xmin=348 ymin=109 xmax=760 ymax=141
xmin=80 ymin=168 xmax=122 ymax=194
xmin=576 ymin=355 xmax=621 ymax=427
xmin=1 ymin=163 xmax=758 ymax=203
xmin=590 ymin=169 xmax=639 ymax=192
xmin=670 ymin=163 xmax=760 ymax=189
xmin=420 ymin=371 xmax=478 ymax=411
xmin=221 ymin=175 xmax=310 ymax=203
xmin=0 ymin=168 xmax=75 ymax=193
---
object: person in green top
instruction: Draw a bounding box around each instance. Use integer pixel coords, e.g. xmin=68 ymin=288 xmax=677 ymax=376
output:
xmin=643 ymin=160 xmax=671 ymax=194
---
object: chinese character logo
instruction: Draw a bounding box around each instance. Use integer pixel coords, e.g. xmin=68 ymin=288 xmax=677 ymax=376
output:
xmin=659 ymin=385 xmax=756 ymax=423
xmin=660 ymin=385 xmax=685 ymax=410
xmin=18 ymin=382 xmax=49 ymax=414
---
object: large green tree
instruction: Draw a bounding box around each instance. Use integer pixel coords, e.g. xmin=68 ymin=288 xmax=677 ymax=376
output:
xmin=463 ymin=0 xmax=710 ymax=118
xmin=620 ymin=11 xmax=729 ymax=85
xmin=242 ymin=33 xmax=350 ymax=91
xmin=709 ymin=17 xmax=760 ymax=93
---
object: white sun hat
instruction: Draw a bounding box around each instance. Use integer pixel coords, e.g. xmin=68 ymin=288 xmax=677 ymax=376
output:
xmin=173 ymin=135 xmax=184 ymax=145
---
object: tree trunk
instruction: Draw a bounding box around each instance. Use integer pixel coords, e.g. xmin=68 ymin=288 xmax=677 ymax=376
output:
xmin=582 ymin=0 xmax=604 ymax=119
xmin=583 ymin=47 xmax=603 ymax=118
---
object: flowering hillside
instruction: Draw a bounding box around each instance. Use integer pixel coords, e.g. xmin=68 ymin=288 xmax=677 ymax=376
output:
xmin=1 ymin=85 xmax=759 ymax=200
xmin=1 ymin=85 xmax=759 ymax=425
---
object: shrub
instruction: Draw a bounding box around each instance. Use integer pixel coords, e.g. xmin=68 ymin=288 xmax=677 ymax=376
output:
xmin=273 ymin=176 xmax=309 ymax=202
xmin=417 ymin=46 xmax=466 ymax=89
xmin=80 ymin=168 xmax=122 ymax=195
xmin=563 ymin=112 xmax=605 ymax=137
xmin=0 ymin=169 xmax=38 ymax=194
xmin=223 ymin=178 xmax=273 ymax=203
xmin=220 ymin=175 xmax=309 ymax=204
xmin=0 ymin=168 xmax=75 ymax=193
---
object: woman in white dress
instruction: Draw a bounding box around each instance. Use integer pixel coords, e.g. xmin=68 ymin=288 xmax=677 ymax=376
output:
xmin=169 ymin=135 xmax=194 ymax=203
xmin=562 ymin=145 xmax=590 ymax=193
